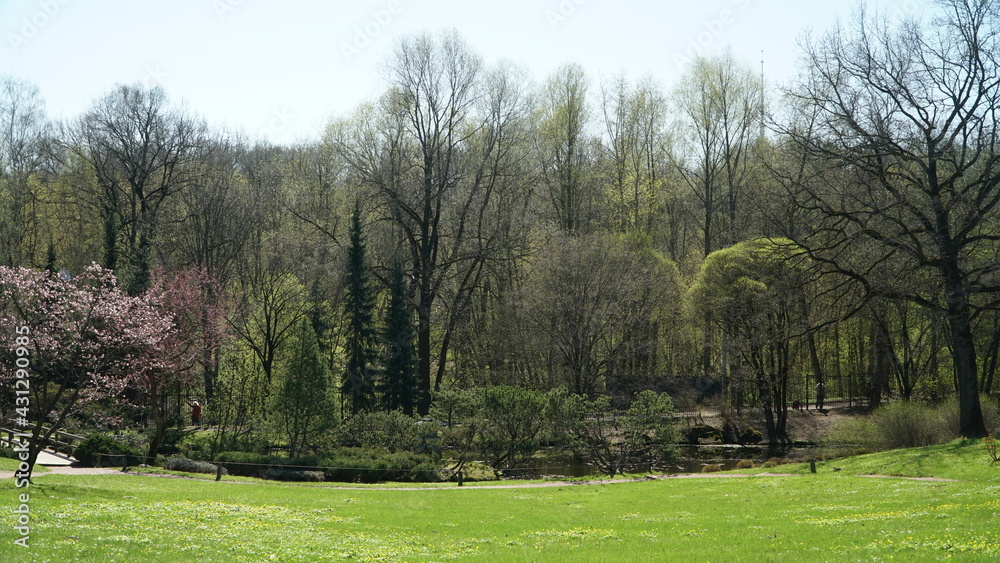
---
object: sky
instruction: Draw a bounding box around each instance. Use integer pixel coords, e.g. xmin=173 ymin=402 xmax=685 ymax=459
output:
xmin=1 ymin=0 xmax=928 ymax=145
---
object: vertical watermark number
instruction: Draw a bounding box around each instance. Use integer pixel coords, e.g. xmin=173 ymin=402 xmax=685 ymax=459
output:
xmin=12 ymin=325 xmax=31 ymax=548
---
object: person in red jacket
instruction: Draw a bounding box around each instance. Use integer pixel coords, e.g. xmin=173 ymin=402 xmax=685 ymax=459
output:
xmin=189 ymin=399 xmax=202 ymax=427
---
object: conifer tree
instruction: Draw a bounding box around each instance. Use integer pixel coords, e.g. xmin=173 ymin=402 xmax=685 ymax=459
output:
xmin=381 ymin=260 xmax=417 ymax=415
xmin=278 ymin=319 xmax=333 ymax=458
xmin=342 ymin=201 xmax=377 ymax=414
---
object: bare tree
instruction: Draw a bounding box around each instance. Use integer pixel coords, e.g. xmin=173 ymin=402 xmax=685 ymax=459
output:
xmin=74 ymin=84 xmax=205 ymax=294
xmin=334 ymin=32 xmax=533 ymax=415
xmin=601 ymin=74 xmax=669 ymax=234
xmin=0 ymin=76 xmax=50 ymax=267
xmin=536 ymin=63 xmax=598 ymax=234
xmin=673 ymin=52 xmax=763 ymax=256
xmin=784 ymin=0 xmax=1000 ymax=437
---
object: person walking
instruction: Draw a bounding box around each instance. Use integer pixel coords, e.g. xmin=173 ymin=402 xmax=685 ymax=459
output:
xmin=815 ymin=382 xmax=826 ymax=410
xmin=189 ymin=399 xmax=202 ymax=427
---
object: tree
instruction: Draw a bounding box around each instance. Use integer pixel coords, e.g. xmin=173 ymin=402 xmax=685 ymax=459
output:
xmin=74 ymin=84 xmax=205 ymax=294
xmin=600 ymin=74 xmax=668 ymax=234
xmin=523 ymin=233 xmax=676 ymax=399
xmin=335 ymin=31 xmax=533 ymax=414
xmin=785 ymin=0 xmax=1000 ymax=437
xmin=673 ymin=51 xmax=763 ymax=257
xmin=0 ymin=76 xmax=50 ymax=268
xmin=380 ymin=260 xmax=417 ymax=414
xmin=567 ymin=390 xmax=678 ymax=477
xmin=537 ymin=63 xmax=597 ymax=234
xmin=276 ymin=319 xmax=333 ymax=458
xmin=478 ymin=386 xmax=549 ymax=476
xmin=689 ymin=238 xmax=810 ymax=444
xmin=343 ymin=201 xmax=378 ymax=414
xmin=0 ymin=264 xmax=173 ymax=477
xmin=139 ymin=267 xmax=226 ymax=463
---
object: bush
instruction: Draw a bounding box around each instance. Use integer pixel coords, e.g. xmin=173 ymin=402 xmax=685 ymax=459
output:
xmin=74 ymin=434 xmax=142 ymax=467
xmin=701 ymin=463 xmax=722 ymax=473
xmin=163 ymin=457 xmax=226 ymax=475
xmin=336 ymin=411 xmax=421 ymax=452
xmin=735 ymin=459 xmax=755 ymax=469
xmin=212 ymin=448 xmax=442 ymax=483
xmin=739 ymin=427 xmax=763 ymax=444
xmin=826 ymin=399 xmax=958 ymax=451
xmin=263 ymin=469 xmax=324 ymax=482
xmin=320 ymin=448 xmax=441 ymax=483
xmin=213 ymin=451 xmax=276 ymax=478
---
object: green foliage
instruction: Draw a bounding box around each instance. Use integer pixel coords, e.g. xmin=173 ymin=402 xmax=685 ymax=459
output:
xmin=162 ymin=457 xmax=226 ymax=475
xmin=701 ymin=463 xmax=722 ymax=473
xmin=735 ymin=459 xmax=755 ymax=469
xmin=342 ymin=201 xmax=378 ymax=414
xmin=275 ymin=319 xmax=335 ymax=458
xmin=212 ymin=448 xmax=440 ymax=482
xmin=74 ymin=433 xmax=142 ymax=467
xmin=566 ymin=390 xmax=678 ymax=477
xmin=478 ymin=386 xmax=550 ymax=474
xmin=336 ymin=410 xmax=421 ymax=453
xmin=825 ymin=399 xmax=966 ymax=450
xmin=380 ymin=260 xmax=417 ymax=415
xmin=319 ymin=448 xmax=441 ymax=483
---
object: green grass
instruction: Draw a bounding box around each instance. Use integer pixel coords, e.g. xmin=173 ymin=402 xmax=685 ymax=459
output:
xmin=0 ymin=458 xmax=48 ymax=473
xmin=1 ymin=440 xmax=998 ymax=561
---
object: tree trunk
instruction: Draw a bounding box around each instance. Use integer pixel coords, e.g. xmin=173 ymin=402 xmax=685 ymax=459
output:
xmin=145 ymin=386 xmax=166 ymax=465
xmin=944 ymin=279 xmax=987 ymax=438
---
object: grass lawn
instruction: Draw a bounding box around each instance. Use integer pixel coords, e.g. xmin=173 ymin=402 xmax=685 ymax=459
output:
xmin=1 ymin=440 xmax=998 ymax=561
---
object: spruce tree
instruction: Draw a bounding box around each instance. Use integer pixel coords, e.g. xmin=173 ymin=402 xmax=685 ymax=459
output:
xmin=381 ymin=260 xmax=417 ymax=415
xmin=278 ymin=319 xmax=333 ymax=458
xmin=342 ymin=202 xmax=377 ymax=415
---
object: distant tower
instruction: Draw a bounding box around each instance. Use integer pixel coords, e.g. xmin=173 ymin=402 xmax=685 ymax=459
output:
xmin=759 ymin=49 xmax=766 ymax=139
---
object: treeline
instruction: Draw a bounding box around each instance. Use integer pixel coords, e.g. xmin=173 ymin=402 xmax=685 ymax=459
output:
xmin=1 ymin=1 xmax=998 ymax=447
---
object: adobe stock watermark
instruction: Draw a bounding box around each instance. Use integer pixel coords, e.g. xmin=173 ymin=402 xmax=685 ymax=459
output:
xmin=340 ymin=0 xmax=404 ymax=64
xmin=672 ymin=0 xmax=751 ymax=70
xmin=144 ymin=64 xmax=169 ymax=88
xmin=214 ymin=0 xmax=248 ymax=21
xmin=257 ymin=107 xmax=295 ymax=141
xmin=7 ymin=0 xmax=71 ymax=54
xmin=546 ymin=0 xmax=587 ymax=31
xmin=11 ymin=324 xmax=33 ymax=548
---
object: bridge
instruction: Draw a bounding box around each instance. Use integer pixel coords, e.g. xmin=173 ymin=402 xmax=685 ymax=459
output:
xmin=1 ymin=426 xmax=83 ymax=466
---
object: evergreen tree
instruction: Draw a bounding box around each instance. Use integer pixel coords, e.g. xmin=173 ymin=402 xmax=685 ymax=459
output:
xmin=278 ymin=319 xmax=333 ymax=458
xmin=381 ymin=260 xmax=417 ymax=415
xmin=342 ymin=201 xmax=377 ymax=414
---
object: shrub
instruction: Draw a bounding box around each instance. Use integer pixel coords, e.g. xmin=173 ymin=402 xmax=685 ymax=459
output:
xmin=74 ymin=434 xmax=142 ymax=467
xmin=320 ymin=448 xmax=441 ymax=483
xmin=213 ymin=451 xmax=275 ymax=478
xmin=761 ymin=460 xmax=778 ymax=468
xmin=739 ymin=427 xmax=763 ymax=444
xmin=263 ymin=469 xmax=324 ymax=482
xmin=701 ymin=463 xmax=722 ymax=473
xmin=336 ymin=411 xmax=421 ymax=452
xmin=162 ymin=457 xmax=226 ymax=475
xmin=212 ymin=448 xmax=443 ymax=483
xmin=735 ymin=459 xmax=755 ymax=469
xmin=826 ymin=399 xmax=956 ymax=451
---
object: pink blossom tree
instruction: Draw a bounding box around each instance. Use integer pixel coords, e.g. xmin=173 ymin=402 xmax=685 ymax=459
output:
xmin=0 ymin=264 xmax=173 ymax=477
xmin=139 ymin=267 xmax=226 ymax=463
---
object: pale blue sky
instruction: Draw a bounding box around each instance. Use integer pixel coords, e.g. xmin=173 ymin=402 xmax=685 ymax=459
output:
xmin=1 ymin=0 xmax=926 ymax=144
